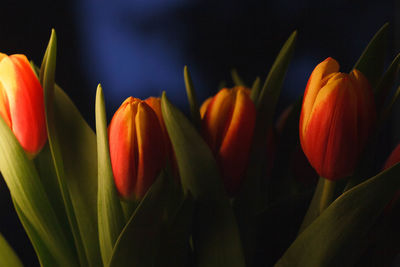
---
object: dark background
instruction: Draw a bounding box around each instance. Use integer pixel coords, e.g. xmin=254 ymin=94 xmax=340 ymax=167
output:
xmin=0 ymin=0 xmax=399 ymax=265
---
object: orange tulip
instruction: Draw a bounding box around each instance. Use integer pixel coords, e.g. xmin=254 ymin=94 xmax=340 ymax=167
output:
xmin=109 ymin=97 xmax=166 ymax=200
xmin=201 ymin=86 xmax=256 ymax=196
xmin=0 ymin=53 xmax=47 ymax=157
xmin=144 ymin=97 xmax=178 ymax=178
xmin=299 ymin=57 xmax=376 ymax=180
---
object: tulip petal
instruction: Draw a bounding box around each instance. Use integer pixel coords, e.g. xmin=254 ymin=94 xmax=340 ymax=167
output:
xmin=0 ymin=54 xmax=47 ymax=155
xmin=203 ymin=89 xmax=235 ymax=153
xmin=350 ymin=69 xmax=376 ymax=149
xmin=304 ymin=77 xmax=358 ymax=179
xmin=199 ymin=97 xmax=212 ymax=119
xmin=300 ymin=58 xmax=339 ymax=141
xmin=135 ymin=102 xmax=165 ymax=198
xmin=219 ymin=88 xmax=256 ymax=195
xmin=109 ymin=100 xmax=137 ymax=199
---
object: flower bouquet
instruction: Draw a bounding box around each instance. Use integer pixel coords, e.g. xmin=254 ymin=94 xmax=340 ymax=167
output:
xmin=0 ymin=23 xmax=399 ymax=267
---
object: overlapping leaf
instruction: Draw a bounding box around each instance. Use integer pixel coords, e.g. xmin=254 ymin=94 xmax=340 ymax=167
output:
xmin=95 ymin=84 xmax=125 ymax=266
xmin=353 ymin=23 xmax=388 ymax=89
xmin=40 ymin=30 xmax=101 ymax=266
xmin=0 ymin=232 xmax=23 ymax=267
xmin=161 ymin=92 xmax=246 ymax=267
xmin=276 ymin=163 xmax=400 ymax=267
xmin=108 ymin=172 xmax=171 ymax=267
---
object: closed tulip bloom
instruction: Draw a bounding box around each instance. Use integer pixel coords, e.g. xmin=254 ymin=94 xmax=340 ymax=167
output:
xmin=201 ymin=86 xmax=256 ymax=196
xmin=0 ymin=53 xmax=47 ymax=157
xmin=109 ymin=97 xmax=166 ymax=200
xmin=144 ymin=97 xmax=179 ymax=178
xmin=300 ymin=57 xmax=376 ymax=180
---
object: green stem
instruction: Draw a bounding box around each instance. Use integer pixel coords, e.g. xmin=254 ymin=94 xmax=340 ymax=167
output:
xmin=319 ymin=178 xmax=336 ymax=213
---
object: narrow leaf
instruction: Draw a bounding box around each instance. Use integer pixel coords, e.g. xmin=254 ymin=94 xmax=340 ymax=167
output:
xmin=250 ymin=76 xmax=261 ymax=103
xmin=39 ymin=29 xmax=90 ymax=266
xmin=0 ymin=114 xmax=77 ymax=266
xmin=0 ymin=233 xmax=23 ymax=267
xmin=53 ymin=84 xmax=103 ymax=266
xmin=297 ymin=177 xmax=326 ymax=234
xmin=109 ymin=172 xmax=170 ymax=267
xmin=353 ymin=23 xmax=388 ymax=89
xmin=96 ymin=84 xmax=125 ymax=265
xmin=156 ymin=194 xmax=194 ymax=267
xmin=184 ymin=66 xmax=202 ymax=129
xmin=231 ymin=68 xmax=246 ymax=86
xmin=161 ymin=92 xmax=246 ymax=267
xmin=376 ymin=52 xmax=400 ymax=112
xmin=257 ymin=30 xmax=297 ymax=126
xmin=233 ymin=32 xmax=297 ymax=264
xmin=161 ymin=92 xmax=221 ymax=199
xmin=12 ymin=199 xmax=58 ymax=266
xmin=276 ymin=163 xmax=400 ymax=267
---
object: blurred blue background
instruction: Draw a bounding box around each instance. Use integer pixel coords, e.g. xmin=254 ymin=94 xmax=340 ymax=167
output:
xmin=0 ymin=0 xmax=399 ymax=265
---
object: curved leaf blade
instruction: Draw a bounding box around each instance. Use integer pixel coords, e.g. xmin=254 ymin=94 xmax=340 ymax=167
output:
xmin=40 ymin=30 xmax=92 ymax=266
xmin=184 ymin=66 xmax=202 ymax=130
xmin=276 ymin=163 xmax=400 ymax=267
xmin=12 ymin=199 xmax=57 ymax=267
xmin=0 ymin=233 xmax=23 ymax=267
xmin=96 ymin=84 xmax=125 ymax=265
xmin=0 ymin=113 xmax=77 ymax=266
xmin=108 ymin=172 xmax=170 ymax=267
xmin=376 ymin=52 xmax=400 ymax=112
xmin=161 ymin=93 xmax=246 ymax=267
xmin=353 ymin=23 xmax=389 ymax=89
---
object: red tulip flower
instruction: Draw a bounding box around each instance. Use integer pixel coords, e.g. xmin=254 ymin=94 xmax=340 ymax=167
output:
xmin=201 ymin=86 xmax=256 ymax=196
xmin=144 ymin=96 xmax=178 ymax=178
xmin=0 ymin=53 xmax=47 ymax=157
xmin=299 ymin=57 xmax=376 ymax=180
xmin=109 ymin=97 xmax=166 ymax=200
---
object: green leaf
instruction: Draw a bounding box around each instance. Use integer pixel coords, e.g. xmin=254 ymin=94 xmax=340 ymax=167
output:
xmin=12 ymin=199 xmax=58 ymax=266
xmin=96 ymin=84 xmax=125 ymax=265
xmin=54 ymin=84 xmax=102 ymax=266
xmin=40 ymin=29 xmax=95 ymax=266
xmin=156 ymin=194 xmax=195 ymax=267
xmin=275 ymin=163 xmax=400 ymax=267
xmin=250 ymin=76 xmax=261 ymax=103
xmin=108 ymin=172 xmax=171 ymax=267
xmin=375 ymin=53 xmax=400 ymax=111
xmin=257 ymin=30 xmax=297 ymax=126
xmin=161 ymin=92 xmax=246 ymax=267
xmin=184 ymin=66 xmax=202 ymax=130
xmin=0 ymin=107 xmax=77 ymax=266
xmin=161 ymin=92 xmax=221 ymax=199
xmin=297 ymin=177 xmax=326 ymax=234
xmin=382 ymin=85 xmax=400 ymax=119
xmin=353 ymin=23 xmax=388 ymax=89
xmin=231 ymin=68 xmax=246 ymax=86
xmin=233 ymin=32 xmax=297 ymax=264
xmin=0 ymin=232 xmax=23 ymax=267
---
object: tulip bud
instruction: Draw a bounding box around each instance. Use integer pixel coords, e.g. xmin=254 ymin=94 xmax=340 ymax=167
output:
xmin=109 ymin=97 xmax=166 ymax=200
xmin=144 ymin=97 xmax=178 ymax=178
xmin=201 ymin=86 xmax=256 ymax=196
xmin=0 ymin=53 xmax=47 ymax=157
xmin=299 ymin=57 xmax=376 ymax=180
